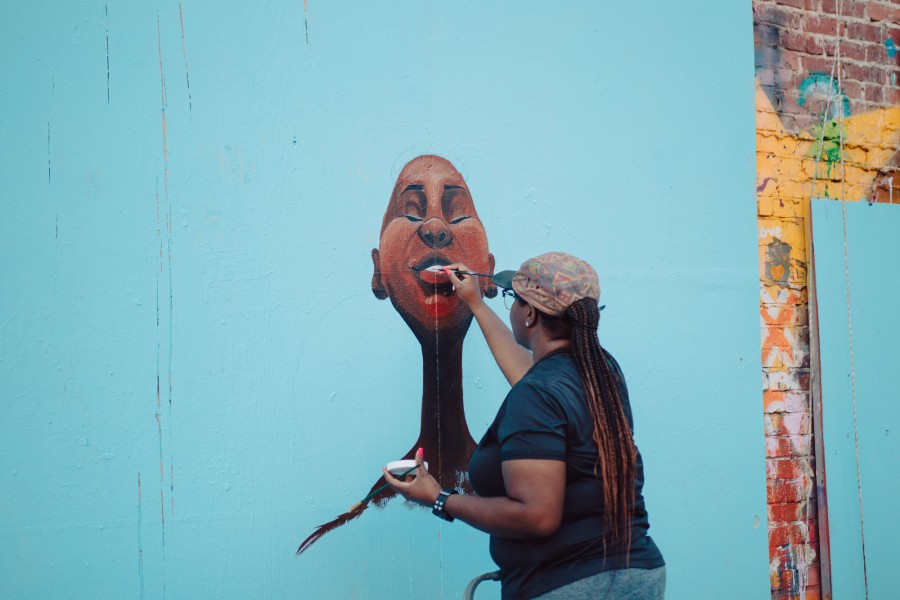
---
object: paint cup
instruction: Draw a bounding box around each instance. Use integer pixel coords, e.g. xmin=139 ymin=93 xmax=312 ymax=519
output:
xmin=386 ymin=459 xmax=428 ymax=479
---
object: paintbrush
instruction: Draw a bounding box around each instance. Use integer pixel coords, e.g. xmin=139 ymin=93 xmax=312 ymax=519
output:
xmin=420 ymin=265 xmax=495 ymax=278
xmin=349 ymin=464 xmax=420 ymax=510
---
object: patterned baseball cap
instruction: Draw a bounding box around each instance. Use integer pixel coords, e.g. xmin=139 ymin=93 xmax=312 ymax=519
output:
xmin=492 ymin=252 xmax=600 ymax=317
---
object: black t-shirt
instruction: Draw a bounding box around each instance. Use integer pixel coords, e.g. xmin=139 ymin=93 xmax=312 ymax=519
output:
xmin=468 ymin=351 xmax=664 ymax=600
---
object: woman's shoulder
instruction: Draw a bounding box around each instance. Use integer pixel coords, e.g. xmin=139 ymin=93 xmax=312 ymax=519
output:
xmin=508 ymin=354 xmax=582 ymax=406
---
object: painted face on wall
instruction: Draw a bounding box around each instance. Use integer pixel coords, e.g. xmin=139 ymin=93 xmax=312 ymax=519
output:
xmin=372 ymin=155 xmax=495 ymax=337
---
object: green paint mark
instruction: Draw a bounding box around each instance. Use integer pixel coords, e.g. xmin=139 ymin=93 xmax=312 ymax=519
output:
xmin=808 ymin=120 xmax=846 ymax=187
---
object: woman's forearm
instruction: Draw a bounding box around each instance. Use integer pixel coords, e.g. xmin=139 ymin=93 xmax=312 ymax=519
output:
xmin=385 ymin=455 xmax=565 ymax=540
xmin=469 ymin=300 xmax=533 ymax=386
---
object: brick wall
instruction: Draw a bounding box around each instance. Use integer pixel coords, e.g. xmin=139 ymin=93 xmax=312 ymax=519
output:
xmin=754 ymin=1 xmax=900 ymax=599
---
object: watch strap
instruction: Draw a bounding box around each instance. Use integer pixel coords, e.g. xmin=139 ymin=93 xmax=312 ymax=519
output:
xmin=432 ymin=489 xmax=458 ymax=522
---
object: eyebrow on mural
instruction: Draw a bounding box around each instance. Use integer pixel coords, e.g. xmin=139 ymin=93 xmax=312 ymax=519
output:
xmin=402 ymin=184 xmax=466 ymax=193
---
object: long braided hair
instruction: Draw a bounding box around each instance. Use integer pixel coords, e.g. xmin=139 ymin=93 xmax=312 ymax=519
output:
xmin=564 ymin=297 xmax=637 ymax=559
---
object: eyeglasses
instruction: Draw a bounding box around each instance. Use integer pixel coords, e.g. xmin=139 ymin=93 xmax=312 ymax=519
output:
xmin=501 ymin=289 xmax=522 ymax=310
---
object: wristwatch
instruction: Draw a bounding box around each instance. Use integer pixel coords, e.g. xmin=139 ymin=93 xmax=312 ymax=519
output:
xmin=432 ymin=489 xmax=458 ymax=522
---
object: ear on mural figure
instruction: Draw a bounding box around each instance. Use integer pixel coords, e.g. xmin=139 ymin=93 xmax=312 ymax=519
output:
xmin=484 ymin=252 xmax=498 ymax=298
xmin=371 ymin=248 xmax=388 ymax=300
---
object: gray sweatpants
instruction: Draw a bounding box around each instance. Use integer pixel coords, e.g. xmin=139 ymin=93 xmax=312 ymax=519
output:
xmin=533 ymin=566 xmax=666 ymax=600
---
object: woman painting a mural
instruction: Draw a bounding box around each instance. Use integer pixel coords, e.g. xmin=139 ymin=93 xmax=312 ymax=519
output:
xmin=383 ymin=252 xmax=666 ymax=599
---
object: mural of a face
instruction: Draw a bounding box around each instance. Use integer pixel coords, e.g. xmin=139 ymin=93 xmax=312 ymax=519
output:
xmin=297 ymin=155 xmax=492 ymax=556
xmin=371 ymin=155 xmax=495 ymax=339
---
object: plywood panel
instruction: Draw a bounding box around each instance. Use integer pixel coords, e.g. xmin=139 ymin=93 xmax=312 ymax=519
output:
xmin=811 ymin=199 xmax=900 ymax=599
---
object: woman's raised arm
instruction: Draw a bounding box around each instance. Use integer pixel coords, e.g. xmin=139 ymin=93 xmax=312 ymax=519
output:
xmin=446 ymin=265 xmax=533 ymax=385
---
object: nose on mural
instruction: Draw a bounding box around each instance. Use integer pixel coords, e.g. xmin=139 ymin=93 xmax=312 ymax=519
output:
xmin=418 ymin=217 xmax=453 ymax=249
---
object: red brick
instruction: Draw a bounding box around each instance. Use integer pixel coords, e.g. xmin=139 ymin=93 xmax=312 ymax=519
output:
xmin=796 ymin=369 xmax=810 ymax=390
xmin=783 ymin=30 xmax=811 ymax=52
xmin=769 ymin=498 xmax=818 ymax=522
xmin=757 ymin=4 xmax=807 ymax=29
xmin=785 ymin=31 xmax=833 ymax=55
xmin=807 ymin=565 xmax=821 ymax=588
xmin=768 ymin=457 xmax=815 ymax=480
xmin=864 ymin=84 xmax=885 ymax=103
xmin=766 ymin=434 xmax=813 ymax=458
xmin=807 ymin=14 xmax=839 ymax=35
xmin=770 ymin=521 xmax=819 ymax=548
xmin=849 ymin=2 xmax=868 ymax=18
xmin=886 ymin=86 xmax=900 ymax=104
xmin=844 ymin=62 xmax=888 ymax=84
xmin=820 ymin=0 xmax=866 ymax=18
xmin=779 ymin=0 xmax=815 ymax=10
xmin=866 ymin=42 xmax=896 ymax=63
xmin=801 ymin=54 xmax=839 ymax=75
xmin=779 ymin=48 xmax=805 ymax=70
xmin=841 ymin=78 xmax=864 ymax=101
xmin=807 ymin=35 xmax=828 ymax=54
xmin=838 ymin=39 xmax=870 ymax=62
xmin=766 ymin=437 xmax=794 ymax=458
xmin=847 ymin=21 xmax=885 ymax=43
xmin=768 ymin=480 xmax=808 ymax=504
xmin=867 ymin=2 xmax=900 ymax=23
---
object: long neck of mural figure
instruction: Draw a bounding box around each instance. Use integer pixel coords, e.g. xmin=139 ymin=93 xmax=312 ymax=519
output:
xmin=419 ymin=336 xmax=470 ymax=445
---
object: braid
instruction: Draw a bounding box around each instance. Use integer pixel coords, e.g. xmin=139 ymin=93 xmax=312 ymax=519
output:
xmin=565 ymin=298 xmax=636 ymax=561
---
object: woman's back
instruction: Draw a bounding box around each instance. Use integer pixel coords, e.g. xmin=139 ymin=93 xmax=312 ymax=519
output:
xmin=468 ymin=352 xmax=664 ymax=599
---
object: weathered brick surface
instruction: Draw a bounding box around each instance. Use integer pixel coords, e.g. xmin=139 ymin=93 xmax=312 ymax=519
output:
xmin=754 ymin=1 xmax=900 ymax=598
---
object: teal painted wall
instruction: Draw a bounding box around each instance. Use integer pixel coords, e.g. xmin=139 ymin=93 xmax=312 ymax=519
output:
xmin=812 ymin=200 xmax=900 ymax=598
xmin=1 ymin=2 xmax=768 ymax=598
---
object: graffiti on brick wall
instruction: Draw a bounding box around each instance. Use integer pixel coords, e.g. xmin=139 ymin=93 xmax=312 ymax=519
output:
xmin=798 ymin=73 xmax=850 ymax=121
xmin=756 ymin=3 xmax=900 ymax=595
xmin=758 ymin=75 xmax=900 ymax=596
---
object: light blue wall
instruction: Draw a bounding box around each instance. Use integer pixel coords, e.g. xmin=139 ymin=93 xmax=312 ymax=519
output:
xmin=811 ymin=200 xmax=900 ymax=599
xmin=1 ymin=2 xmax=767 ymax=598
